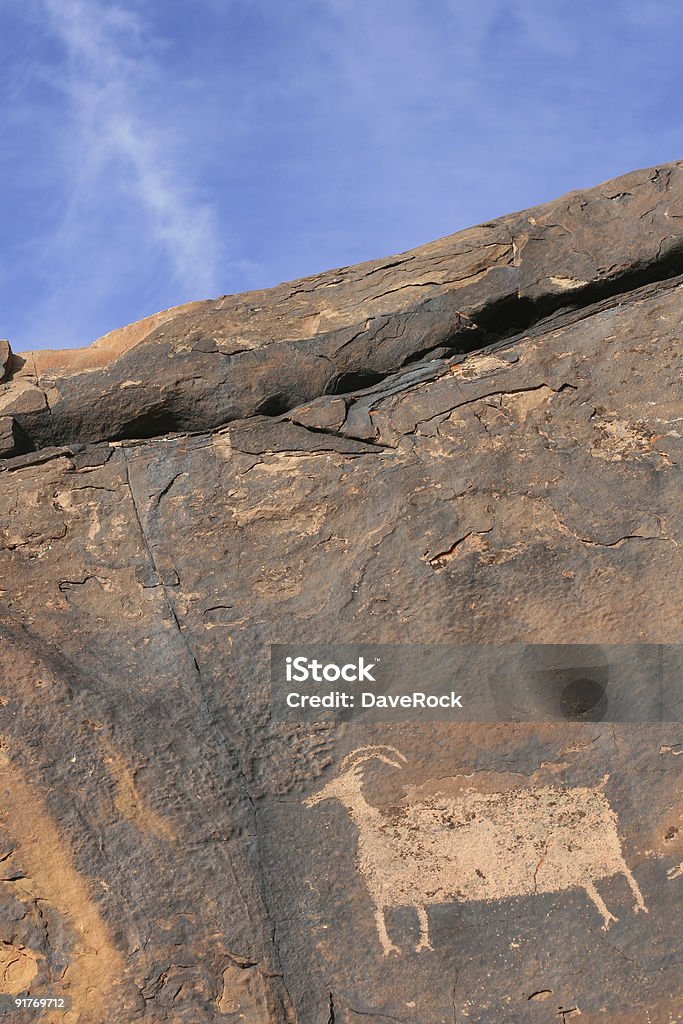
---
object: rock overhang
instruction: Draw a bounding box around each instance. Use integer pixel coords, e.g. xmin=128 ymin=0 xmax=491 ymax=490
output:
xmin=2 ymin=160 xmax=683 ymax=460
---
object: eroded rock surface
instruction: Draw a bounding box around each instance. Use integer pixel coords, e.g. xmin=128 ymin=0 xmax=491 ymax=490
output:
xmin=0 ymin=163 xmax=682 ymax=1023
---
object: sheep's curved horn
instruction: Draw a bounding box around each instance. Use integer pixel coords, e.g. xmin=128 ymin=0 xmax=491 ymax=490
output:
xmin=338 ymin=745 xmax=407 ymax=774
xmin=303 ymin=745 xmax=407 ymax=809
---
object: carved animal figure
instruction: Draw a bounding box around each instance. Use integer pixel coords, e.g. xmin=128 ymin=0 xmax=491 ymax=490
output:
xmin=304 ymin=745 xmax=647 ymax=955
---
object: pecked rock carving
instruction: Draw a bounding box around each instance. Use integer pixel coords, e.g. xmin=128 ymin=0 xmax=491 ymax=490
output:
xmin=304 ymin=745 xmax=647 ymax=955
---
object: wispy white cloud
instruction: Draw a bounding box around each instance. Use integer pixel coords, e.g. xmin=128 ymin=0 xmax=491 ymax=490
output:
xmin=39 ymin=0 xmax=223 ymax=303
xmin=5 ymin=0 xmax=682 ymax=351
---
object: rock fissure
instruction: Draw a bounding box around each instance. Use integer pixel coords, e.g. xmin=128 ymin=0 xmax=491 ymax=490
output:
xmin=124 ymin=451 xmax=298 ymax=1024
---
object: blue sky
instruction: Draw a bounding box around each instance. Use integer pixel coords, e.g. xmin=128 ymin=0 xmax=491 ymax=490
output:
xmin=1 ymin=0 xmax=681 ymax=352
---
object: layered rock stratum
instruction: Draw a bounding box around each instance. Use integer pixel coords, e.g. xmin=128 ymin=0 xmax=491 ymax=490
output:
xmin=1 ymin=163 xmax=682 ymax=1023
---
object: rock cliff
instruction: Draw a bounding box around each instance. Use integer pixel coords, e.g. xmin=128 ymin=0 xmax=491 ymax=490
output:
xmin=0 ymin=163 xmax=682 ymax=1023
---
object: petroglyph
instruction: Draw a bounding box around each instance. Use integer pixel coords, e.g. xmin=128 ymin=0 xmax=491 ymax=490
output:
xmin=304 ymin=746 xmax=647 ymax=955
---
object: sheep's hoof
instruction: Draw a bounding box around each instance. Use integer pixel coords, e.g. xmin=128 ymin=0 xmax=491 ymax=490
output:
xmin=601 ymin=914 xmax=619 ymax=931
xmin=382 ymin=943 xmax=401 ymax=956
xmin=415 ymin=941 xmax=433 ymax=953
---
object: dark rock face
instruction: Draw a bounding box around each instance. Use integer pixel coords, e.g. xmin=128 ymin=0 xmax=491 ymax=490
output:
xmin=0 ymin=164 xmax=682 ymax=1023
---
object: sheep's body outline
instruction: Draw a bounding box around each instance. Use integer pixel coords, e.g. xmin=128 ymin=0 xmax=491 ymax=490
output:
xmin=304 ymin=745 xmax=647 ymax=955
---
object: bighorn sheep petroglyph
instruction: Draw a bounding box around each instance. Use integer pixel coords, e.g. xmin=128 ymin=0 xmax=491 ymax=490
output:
xmin=304 ymin=745 xmax=647 ymax=955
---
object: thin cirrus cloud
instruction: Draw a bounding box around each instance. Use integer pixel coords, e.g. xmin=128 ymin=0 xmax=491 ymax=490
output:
xmin=2 ymin=0 xmax=682 ymax=352
xmin=8 ymin=0 xmax=236 ymax=350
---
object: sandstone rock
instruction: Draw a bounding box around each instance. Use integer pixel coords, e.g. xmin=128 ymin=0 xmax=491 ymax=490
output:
xmin=3 ymin=161 xmax=683 ymax=455
xmin=0 ymin=415 xmax=30 ymax=458
xmin=0 ymin=416 xmax=14 ymax=455
xmin=0 ymin=380 xmax=47 ymax=416
xmin=287 ymin=395 xmax=348 ymax=432
xmin=0 ymin=339 xmax=10 ymax=382
xmin=0 ymin=163 xmax=682 ymax=1023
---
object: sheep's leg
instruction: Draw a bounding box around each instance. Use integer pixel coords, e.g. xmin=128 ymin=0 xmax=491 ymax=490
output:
xmin=583 ymin=881 xmax=618 ymax=930
xmin=622 ymin=865 xmax=648 ymax=913
xmin=374 ymin=906 xmax=400 ymax=956
xmin=415 ymin=906 xmax=433 ymax=952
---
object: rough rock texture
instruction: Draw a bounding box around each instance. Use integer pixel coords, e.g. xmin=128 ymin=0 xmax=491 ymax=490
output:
xmin=0 ymin=340 xmax=11 ymax=383
xmin=0 ymin=163 xmax=682 ymax=1023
